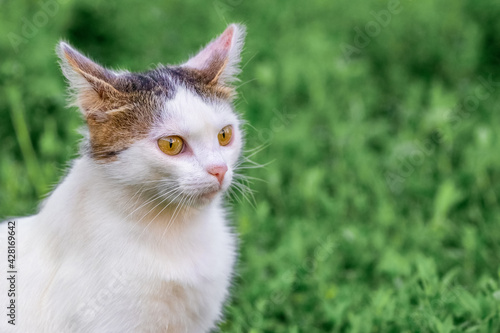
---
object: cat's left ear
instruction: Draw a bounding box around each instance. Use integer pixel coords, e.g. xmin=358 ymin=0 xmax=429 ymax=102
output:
xmin=182 ymin=23 xmax=246 ymax=86
xmin=57 ymin=41 xmax=125 ymax=116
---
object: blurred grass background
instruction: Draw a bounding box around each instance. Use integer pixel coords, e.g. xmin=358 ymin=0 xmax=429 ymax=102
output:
xmin=2 ymin=0 xmax=500 ymax=331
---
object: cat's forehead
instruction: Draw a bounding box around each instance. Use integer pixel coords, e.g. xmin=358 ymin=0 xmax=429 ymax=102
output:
xmin=153 ymin=86 xmax=237 ymax=135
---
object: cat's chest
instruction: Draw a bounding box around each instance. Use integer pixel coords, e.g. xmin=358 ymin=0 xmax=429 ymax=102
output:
xmin=126 ymin=218 xmax=236 ymax=281
xmin=41 ymin=218 xmax=236 ymax=332
xmin=135 ymin=276 xmax=219 ymax=326
xmin=107 ymin=228 xmax=236 ymax=331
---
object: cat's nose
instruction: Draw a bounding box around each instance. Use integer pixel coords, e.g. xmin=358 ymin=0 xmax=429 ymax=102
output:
xmin=207 ymin=164 xmax=228 ymax=185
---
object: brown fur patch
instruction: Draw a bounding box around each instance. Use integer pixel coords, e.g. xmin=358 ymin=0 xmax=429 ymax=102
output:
xmin=84 ymin=91 xmax=160 ymax=161
xmin=169 ymin=65 xmax=234 ymax=100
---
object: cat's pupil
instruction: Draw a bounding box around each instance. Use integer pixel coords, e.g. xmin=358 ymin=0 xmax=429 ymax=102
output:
xmin=169 ymin=139 xmax=173 ymax=148
xmin=222 ymin=131 xmax=226 ymax=138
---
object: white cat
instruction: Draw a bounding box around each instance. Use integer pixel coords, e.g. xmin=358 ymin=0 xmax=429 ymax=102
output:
xmin=0 ymin=23 xmax=246 ymax=332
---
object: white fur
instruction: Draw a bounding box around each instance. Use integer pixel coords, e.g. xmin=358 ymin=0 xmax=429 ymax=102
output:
xmin=0 ymin=84 xmax=244 ymax=331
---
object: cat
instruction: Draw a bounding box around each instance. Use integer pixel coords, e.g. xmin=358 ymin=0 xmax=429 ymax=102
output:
xmin=0 ymin=23 xmax=246 ymax=333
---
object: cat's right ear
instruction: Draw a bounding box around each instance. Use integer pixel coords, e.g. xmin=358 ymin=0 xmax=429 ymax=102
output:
xmin=57 ymin=41 xmax=123 ymax=113
xmin=182 ymin=24 xmax=246 ymax=87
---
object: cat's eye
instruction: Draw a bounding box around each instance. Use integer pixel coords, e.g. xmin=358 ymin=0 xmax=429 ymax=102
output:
xmin=218 ymin=126 xmax=233 ymax=146
xmin=158 ymin=136 xmax=184 ymax=155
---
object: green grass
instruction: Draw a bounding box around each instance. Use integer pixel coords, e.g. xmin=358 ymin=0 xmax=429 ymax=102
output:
xmin=2 ymin=0 xmax=500 ymax=331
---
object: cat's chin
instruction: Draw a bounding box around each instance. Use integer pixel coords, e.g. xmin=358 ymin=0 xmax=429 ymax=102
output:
xmin=195 ymin=188 xmax=223 ymax=205
xmin=200 ymin=189 xmax=220 ymax=200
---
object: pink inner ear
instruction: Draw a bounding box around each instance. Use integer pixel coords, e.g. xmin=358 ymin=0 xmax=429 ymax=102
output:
xmin=185 ymin=25 xmax=235 ymax=70
xmin=221 ymin=26 xmax=234 ymax=49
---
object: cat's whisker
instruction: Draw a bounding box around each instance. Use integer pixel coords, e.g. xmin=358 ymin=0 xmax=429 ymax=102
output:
xmin=234 ymin=78 xmax=257 ymax=90
xmin=122 ymin=184 xmax=146 ymax=208
xmin=160 ymin=193 xmax=190 ymax=240
xmin=235 ymin=173 xmax=255 ymax=188
xmin=137 ymin=179 xmax=180 ymax=184
xmin=135 ymin=189 xmax=184 ymax=238
xmin=241 ymin=51 xmax=258 ymax=70
xmin=137 ymin=195 xmax=173 ymax=239
xmin=237 ymin=152 xmax=271 ymax=166
xmin=232 ymin=187 xmax=254 ymax=208
xmin=140 ymin=188 xmax=181 ymax=218
xmin=227 ymin=187 xmax=243 ymax=205
xmin=234 ymin=155 xmax=270 ymax=172
xmin=231 ymin=181 xmax=256 ymax=208
xmin=235 ymin=164 xmax=269 ymax=171
xmin=242 ymin=142 xmax=270 ymax=157
xmin=124 ymin=186 xmax=180 ymax=228
xmin=143 ymin=189 xmax=191 ymax=235
xmin=233 ymin=173 xmax=265 ymax=184
xmin=228 ymin=172 xmax=257 ymax=207
xmin=124 ymin=182 xmax=167 ymax=208
xmin=241 ymin=122 xmax=259 ymax=133
xmin=235 ymin=155 xmax=273 ymax=169
xmin=234 ymin=93 xmax=248 ymax=106
xmin=125 ymin=192 xmax=164 ymax=221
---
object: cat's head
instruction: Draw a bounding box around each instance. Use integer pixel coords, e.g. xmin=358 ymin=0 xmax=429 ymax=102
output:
xmin=57 ymin=24 xmax=246 ymax=206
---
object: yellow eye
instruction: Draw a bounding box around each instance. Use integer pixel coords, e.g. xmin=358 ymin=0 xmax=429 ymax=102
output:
xmin=158 ymin=136 xmax=184 ymax=155
xmin=218 ymin=125 xmax=233 ymax=146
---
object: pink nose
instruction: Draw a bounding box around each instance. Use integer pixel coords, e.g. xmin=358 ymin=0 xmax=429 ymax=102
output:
xmin=207 ymin=164 xmax=228 ymax=185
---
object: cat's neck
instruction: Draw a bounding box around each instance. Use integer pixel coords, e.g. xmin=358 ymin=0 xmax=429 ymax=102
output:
xmin=39 ymin=157 xmax=217 ymax=239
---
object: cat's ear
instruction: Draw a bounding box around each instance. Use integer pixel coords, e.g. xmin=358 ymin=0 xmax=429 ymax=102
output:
xmin=57 ymin=41 xmax=123 ymax=113
xmin=183 ymin=23 xmax=246 ymax=86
